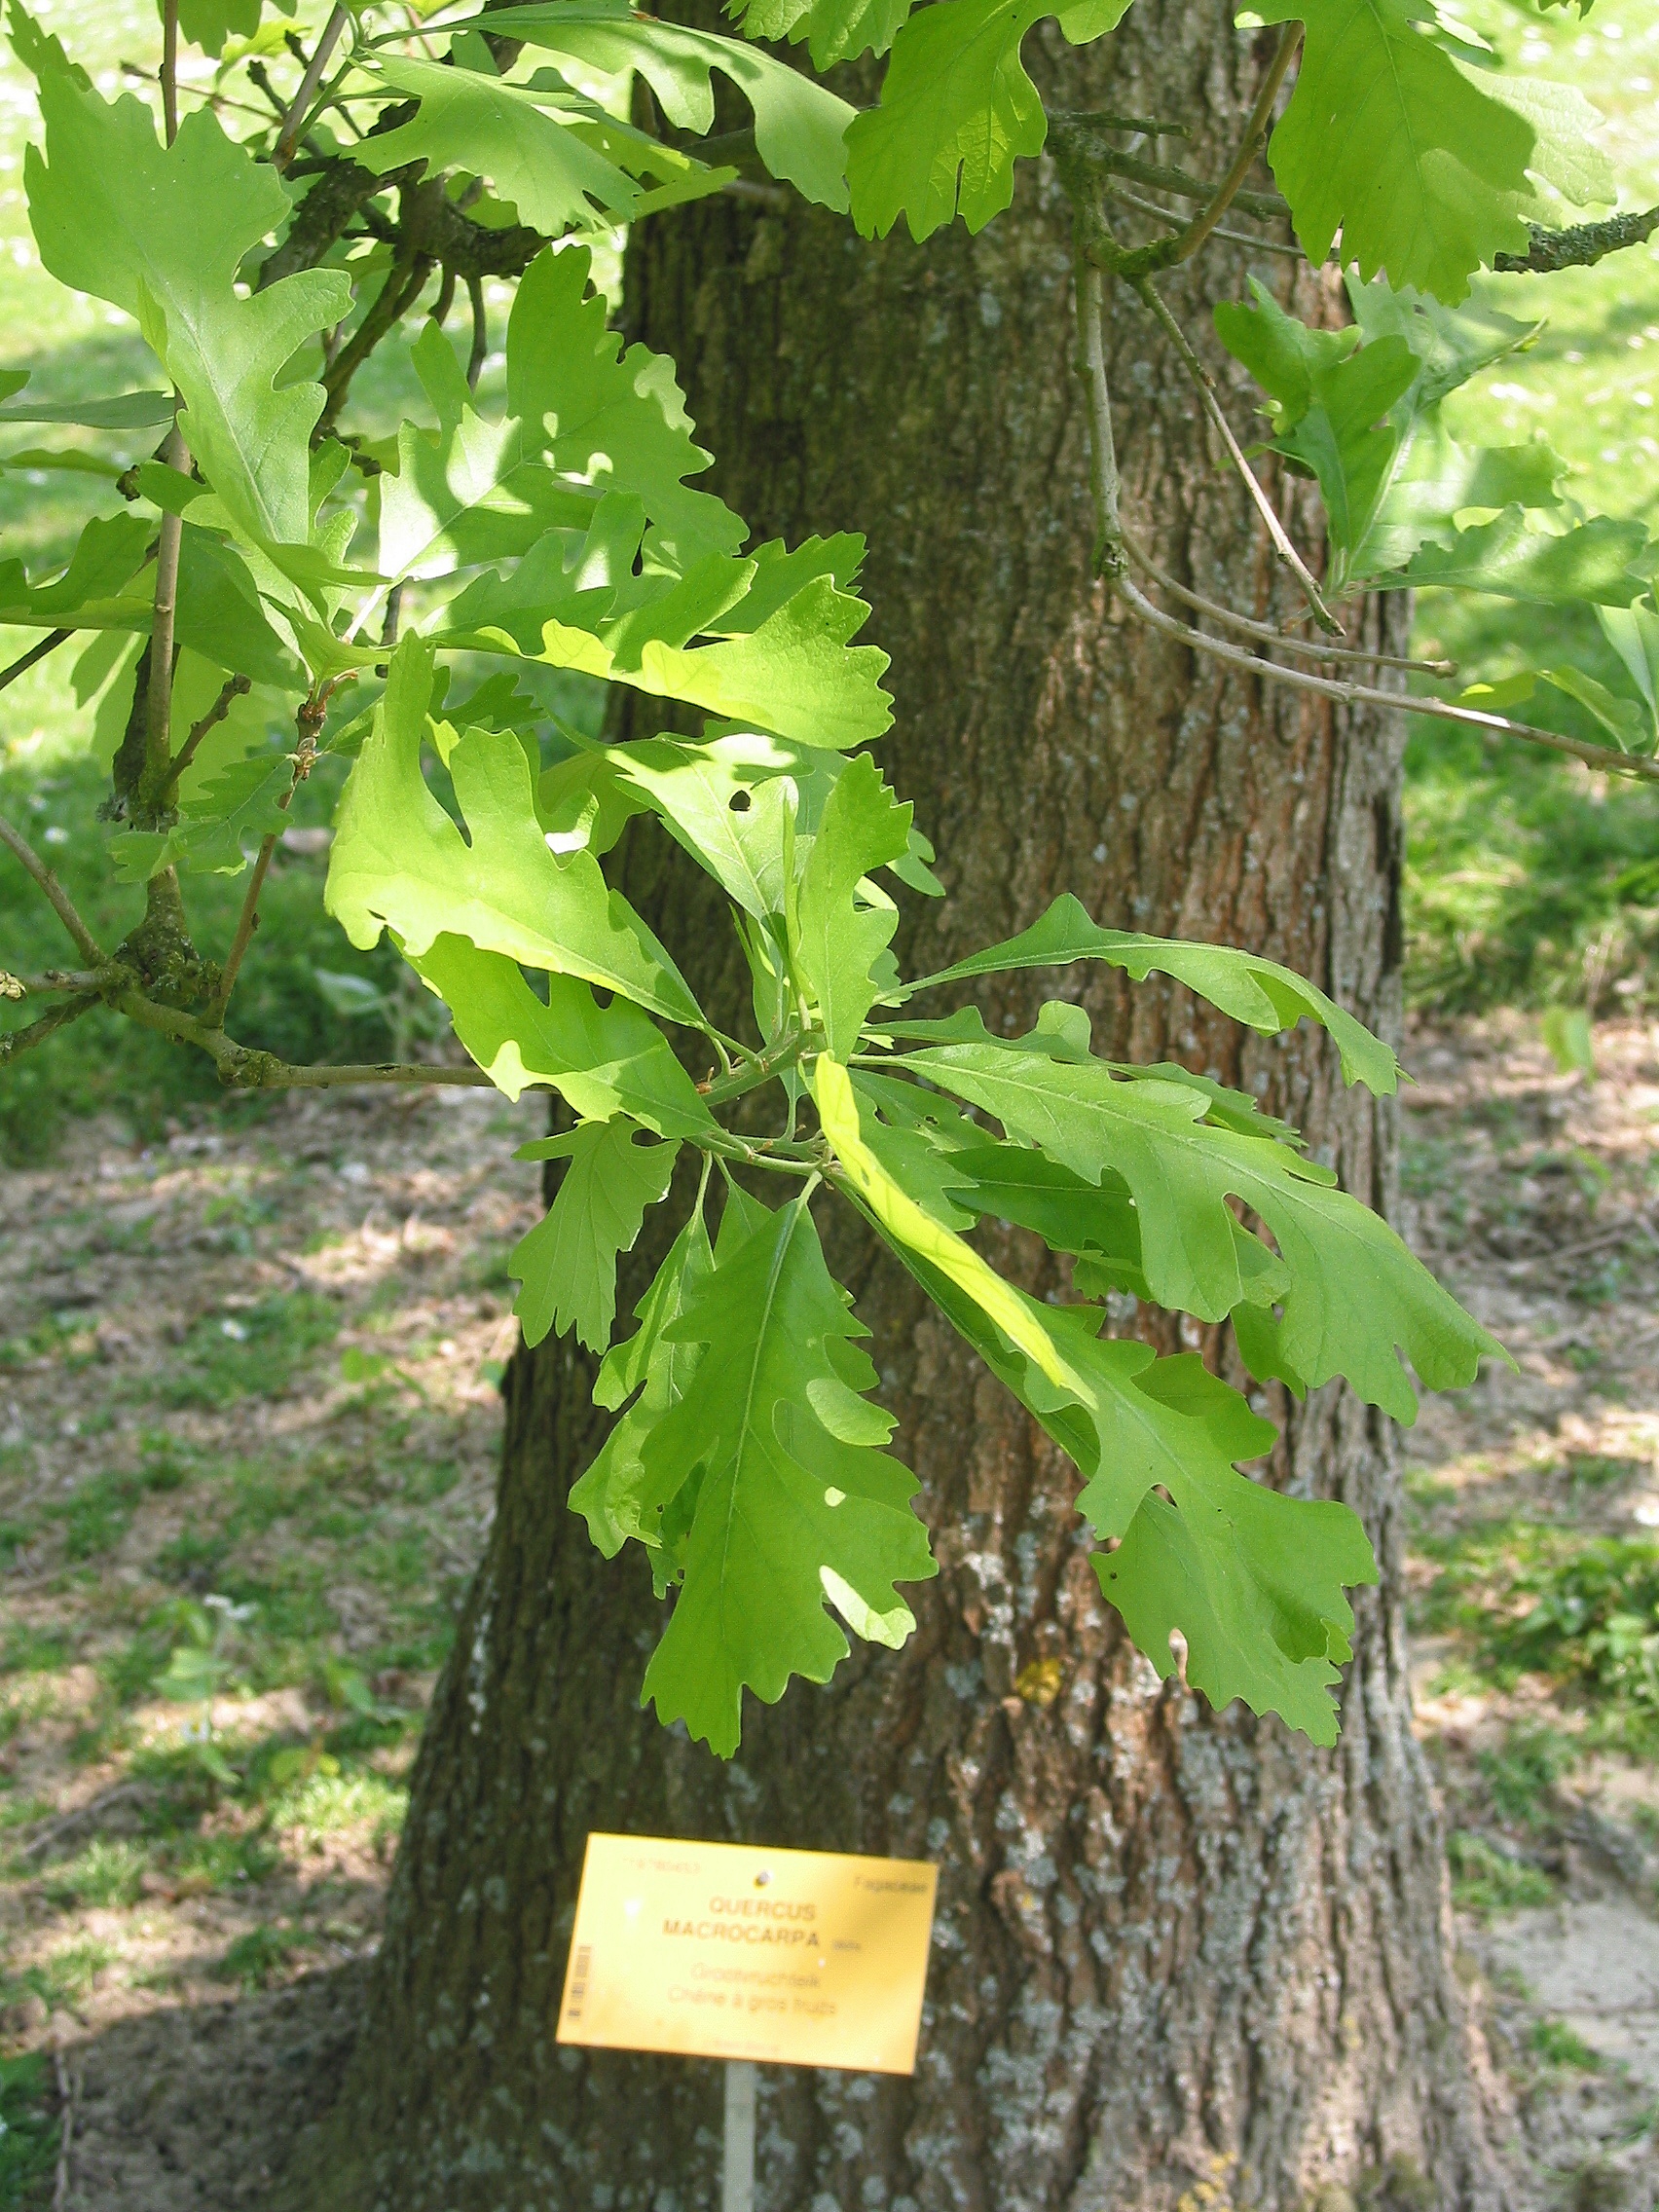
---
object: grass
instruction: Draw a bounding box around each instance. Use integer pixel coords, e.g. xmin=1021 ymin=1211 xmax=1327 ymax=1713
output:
xmin=0 ymin=2050 xmax=56 ymax=2212
xmin=1401 ymin=0 xmax=1659 ymax=1015
xmin=1530 ymin=2019 xmax=1605 ymax=2072
xmin=1447 ymin=1830 xmax=1556 ymax=1915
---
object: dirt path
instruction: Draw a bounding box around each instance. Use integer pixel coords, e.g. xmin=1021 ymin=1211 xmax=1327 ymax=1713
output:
xmin=2 ymin=1020 xmax=1658 ymax=2206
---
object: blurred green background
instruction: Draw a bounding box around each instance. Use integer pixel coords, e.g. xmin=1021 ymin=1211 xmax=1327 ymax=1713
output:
xmin=0 ymin=0 xmax=1656 ymax=1161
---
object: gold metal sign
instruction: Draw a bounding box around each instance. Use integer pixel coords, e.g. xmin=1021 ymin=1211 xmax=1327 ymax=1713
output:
xmin=555 ymin=1832 xmax=939 ymax=2075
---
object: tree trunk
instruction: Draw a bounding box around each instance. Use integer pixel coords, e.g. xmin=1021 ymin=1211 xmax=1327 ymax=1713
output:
xmin=298 ymin=6 xmax=1505 ymax=2205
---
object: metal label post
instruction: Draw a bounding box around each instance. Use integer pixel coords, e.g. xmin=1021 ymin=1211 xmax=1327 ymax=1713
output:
xmin=723 ymin=2058 xmax=756 ymax=2212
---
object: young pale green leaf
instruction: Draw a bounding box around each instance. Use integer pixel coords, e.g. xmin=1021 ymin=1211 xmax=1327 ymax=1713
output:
xmin=511 ymin=1119 xmax=680 ymax=1352
xmin=506 ymin=247 xmax=746 ymax=571
xmin=1397 ymin=508 xmax=1654 ymax=605
xmin=109 ymin=752 xmax=292 ymax=884
xmin=845 ymin=0 xmax=1133 ymax=240
xmin=0 ymin=387 xmax=173 ymax=428
xmin=903 ymin=893 xmax=1398 ymax=1092
xmin=378 ymin=322 xmax=597 ymax=583
xmin=1257 ymin=0 xmax=1538 ymax=302
xmin=21 ymin=58 xmax=350 ymax=554
xmin=902 ymin=1042 xmax=1503 ymax=1421
xmin=843 ymin=1131 xmax=1376 ymax=1743
xmin=793 ymin=755 xmax=911 ymax=1056
xmin=729 ymin=0 xmax=914 ymax=67
xmin=176 ymin=0 xmax=268 ymax=55
xmin=1215 ymin=278 xmax=1566 ymax=587
xmin=634 ymin=1188 xmax=937 ymax=1755
xmin=411 ymin=936 xmax=719 ymax=1140
xmin=458 ymin=5 xmax=857 ymax=211
xmin=356 ymin=58 xmax=646 ymax=236
xmin=324 ymin=635 xmax=704 ymax=1028
xmin=571 ymin=1211 xmax=717 ymax=1557
xmin=1088 ymin=1353 xmax=1377 ymax=1745
xmin=0 ymin=511 xmax=153 ymax=629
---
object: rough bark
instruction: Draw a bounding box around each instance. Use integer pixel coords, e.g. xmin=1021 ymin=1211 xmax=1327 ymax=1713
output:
xmin=297 ymin=6 xmax=1504 ymax=2206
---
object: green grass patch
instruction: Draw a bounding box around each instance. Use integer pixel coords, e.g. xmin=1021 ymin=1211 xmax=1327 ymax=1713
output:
xmin=39 ymin=1836 xmax=149 ymax=1911
xmin=0 ymin=2049 xmax=57 ymax=2211
xmin=1529 ymin=2019 xmax=1604 ymax=2072
xmin=1448 ymin=1832 xmax=1556 ymax=1916
xmin=152 ymin=1293 xmax=341 ymax=1408
xmin=209 ymin=1924 xmax=314 ymax=1994
xmin=1478 ymin=1725 xmax=1579 ymax=1828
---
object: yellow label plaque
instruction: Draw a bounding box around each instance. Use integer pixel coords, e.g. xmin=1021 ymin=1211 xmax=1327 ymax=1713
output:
xmin=556 ymin=1833 xmax=938 ymax=2074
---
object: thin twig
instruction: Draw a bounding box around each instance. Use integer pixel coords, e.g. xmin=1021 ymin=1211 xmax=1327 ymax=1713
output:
xmin=0 ymin=628 xmax=71 ymax=693
xmin=1494 ymin=206 xmax=1659 ymax=275
xmin=0 ymin=815 xmax=106 ymax=965
xmin=1074 ymin=250 xmax=1122 ymax=571
xmin=161 ymin=0 xmax=180 ymax=144
xmin=207 ymin=698 xmax=324 ymax=1021
xmin=274 ymin=2 xmax=351 ymax=169
xmin=111 ymin=988 xmax=498 ymax=1088
xmin=21 ymin=1782 xmax=153 ymax=1862
xmin=1163 ymin=25 xmax=1302 ymax=267
xmin=1104 ymin=178 xmax=1304 ymax=260
xmin=465 ymin=275 xmax=488 ymax=390
xmin=1116 ymin=571 xmax=1659 ymax=783
xmin=1133 ymin=276 xmax=1341 ymax=634
xmin=165 ymin=673 xmax=252 ymax=795
xmin=143 ymin=424 xmax=190 ymax=793
xmin=0 ymin=993 xmax=99 ymax=1064
xmin=1121 ymin=528 xmax=1456 ymax=676
xmin=11 ymin=969 xmax=109 ymax=997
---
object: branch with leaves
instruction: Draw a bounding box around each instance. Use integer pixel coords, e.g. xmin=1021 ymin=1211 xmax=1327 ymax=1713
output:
xmin=7 ymin=0 xmax=1650 ymax=1756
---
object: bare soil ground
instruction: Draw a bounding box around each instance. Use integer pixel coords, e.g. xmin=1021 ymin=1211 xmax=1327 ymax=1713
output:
xmin=2 ymin=1019 xmax=1658 ymax=2208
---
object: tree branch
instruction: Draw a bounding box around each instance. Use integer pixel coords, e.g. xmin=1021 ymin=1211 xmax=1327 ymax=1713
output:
xmin=1119 ymin=528 xmax=1456 ymax=677
xmin=1103 ymin=178 xmax=1304 ymax=260
xmin=273 ymin=2 xmax=351 ymax=170
xmin=164 ymin=673 xmax=252 ymax=797
xmin=0 ymin=814 xmax=106 ymax=965
xmin=1117 ymin=569 xmax=1659 ymax=783
xmin=1494 ymin=207 xmax=1659 ymax=275
xmin=1133 ymin=275 xmax=1341 ymax=634
xmin=112 ymin=986 xmax=497 ymax=1088
xmin=140 ymin=424 xmax=190 ymax=810
xmin=161 ymin=0 xmax=180 ymax=145
xmin=0 ymin=992 xmax=98 ymax=1066
xmin=0 ymin=629 xmax=71 ymax=693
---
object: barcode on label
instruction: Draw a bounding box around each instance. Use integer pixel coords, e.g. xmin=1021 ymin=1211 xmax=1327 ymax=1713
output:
xmin=567 ymin=1945 xmax=593 ymax=2019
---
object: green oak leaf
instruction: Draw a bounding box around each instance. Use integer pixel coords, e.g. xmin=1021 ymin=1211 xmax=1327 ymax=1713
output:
xmin=899 ymin=1041 xmax=1502 ymax=1421
xmin=846 ymin=0 xmax=1130 ymax=241
xmin=108 ymin=751 xmax=292 ymax=884
xmin=634 ymin=1185 xmax=937 ymax=1754
xmin=1215 ymin=277 xmax=1567 ymax=588
xmin=1397 ymin=508 xmax=1654 ymax=605
xmin=176 ymin=0 xmax=278 ymax=56
xmin=356 ymin=57 xmax=645 ymax=235
xmin=511 ymin=1118 xmax=680 ymax=1352
xmin=1258 ymin=0 xmax=1535 ymax=301
xmin=0 ymin=511 xmax=152 ymax=627
xmin=506 ymin=247 xmax=746 ymax=571
xmin=324 ymin=634 xmax=704 ymax=1028
xmin=411 ymin=936 xmax=718 ymax=1140
xmin=571 ymin=1211 xmax=718 ymax=1558
xmin=462 ymin=5 xmax=856 ymax=211
xmin=379 ymin=320 xmax=597 ymax=582
xmin=793 ymin=754 xmax=911 ymax=1055
xmin=21 ymin=56 xmax=350 ymax=556
xmin=729 ymin=0 xmax=914 ymax=66
xmin=0 ymin=386 xmax=173 ymax=428
xmin=820 ymin=1070 xmax=1375 ymax=1742
xmin=902 ymin=893 xmax=1398 ymax=1093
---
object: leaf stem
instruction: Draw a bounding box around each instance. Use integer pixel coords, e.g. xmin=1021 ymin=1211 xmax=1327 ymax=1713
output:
xmin=143 ymin=424 xmax=191 ymax=795
xmin=699 ymin=1027 xmax=819 ymax=1109
xmin=273 ymin=3 xmax=351 ymax=170
xmin=161 ymin=0 xmax=180 ymax=145
xmin=0 ymin=813 xmax=107 ymax=965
